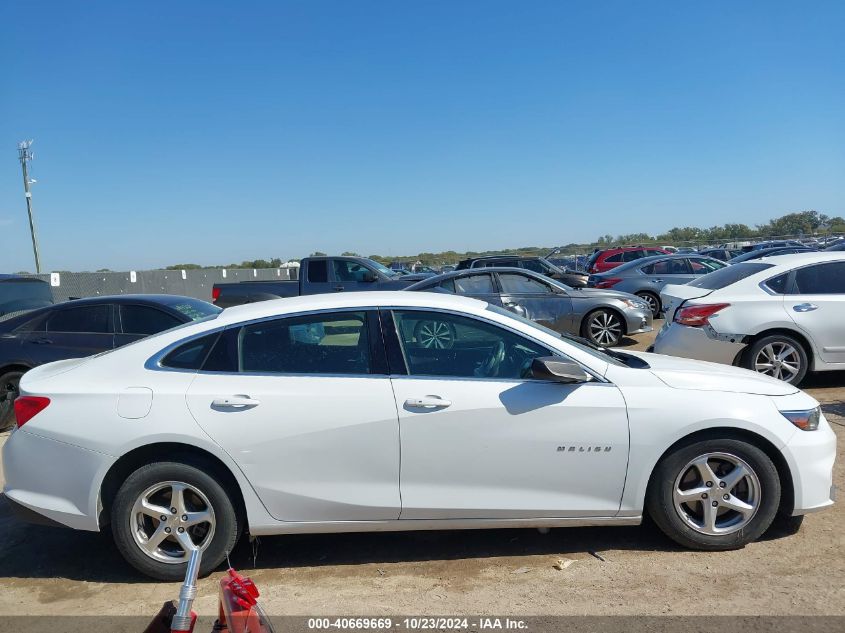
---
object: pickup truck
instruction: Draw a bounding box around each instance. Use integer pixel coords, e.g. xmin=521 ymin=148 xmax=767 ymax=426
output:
xmin=212 ymin=256 xmax=431 ymax=308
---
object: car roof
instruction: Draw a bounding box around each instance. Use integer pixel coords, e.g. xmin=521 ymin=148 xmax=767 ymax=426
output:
xmin=405 ymin=266 xmax=553 ymax=289
xmin=216 ymin=290 xmax=490 ymax=326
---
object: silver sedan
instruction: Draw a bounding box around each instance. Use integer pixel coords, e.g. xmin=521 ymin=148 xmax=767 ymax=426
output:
xmin=587 ymin=254 xmax=726 ymax=317
xmin=406 ymin=267 xmax=652 ymax=347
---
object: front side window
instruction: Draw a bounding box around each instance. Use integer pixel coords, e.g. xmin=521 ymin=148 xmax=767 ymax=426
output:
xmin=498 ymin=273 xmax=552 ymax=294
xmin=689 ymin=258 xmax=724 ymax=274
xmin=391 ymin=310 xmax=551 ymax=379
xmin=238 ymin=311 xmax=371 ymax=374
xmin=453 ymin=274 xmax=495 ymax=294
xmin=793 ymin=262 xmax=845 ymax=294
xmin=333 ymin=260 xmax=373 ymax=282
xmin=519 ymin=259 xmax=545 ymax=273
xmin=622 ymin=250 xmax=644 ymax=262
xmin=47 ymin=305 xmax=111 ymax=333
xmin=642 ymin=259 xmax=689 ymax=275
xmin=120 ymin=305 xmax=183 ymax=335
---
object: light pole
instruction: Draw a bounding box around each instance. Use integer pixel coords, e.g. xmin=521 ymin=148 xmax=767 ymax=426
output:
xmin=17 ymin=140 xmax=42 ymax=274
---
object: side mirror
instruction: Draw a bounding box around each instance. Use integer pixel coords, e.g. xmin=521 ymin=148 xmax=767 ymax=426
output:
xmin=530 ymin=356 xmax=592 ymax=384
xmin=362 ymin=271 xmax=379 ymax=282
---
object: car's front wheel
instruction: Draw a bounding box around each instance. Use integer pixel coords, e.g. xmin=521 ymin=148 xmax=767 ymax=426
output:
xmin=744 ymin=334 xmax=808 ymax=385
xmin=635 ymin=291 xmax=661 ymax=318
xmin=646 ymin=438 xmax=780 ymax=550
xmin=111 ymin=459 xmax=241 ymax=580
xmin=581 ymin=309 xmax=624 ymax=347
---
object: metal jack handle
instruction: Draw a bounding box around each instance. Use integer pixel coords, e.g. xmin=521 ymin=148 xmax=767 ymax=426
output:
xmin=171 ymin=547 xmax=202 ymax=632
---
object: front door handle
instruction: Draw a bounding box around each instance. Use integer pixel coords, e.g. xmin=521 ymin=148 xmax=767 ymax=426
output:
xmin=652 ymin=279 xmax=664 ymax=283
xmin=212 ymin=396 xmax=261 ymax=408
xmin=405 ymin=395 xmax=452 ymax=409
xmin=793 ymin=303 xmax=819 ymax=312
xmin=31 ymin=338 xmax=53 ymax=345
xmin=333 ymin=285 xmax=345 ymax=292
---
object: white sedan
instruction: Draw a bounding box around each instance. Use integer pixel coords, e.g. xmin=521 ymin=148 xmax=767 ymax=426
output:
xmin=654 ymin=252 xmax=845 ymax=385
xmin=2 ymin=291 xmax=836 ymax=579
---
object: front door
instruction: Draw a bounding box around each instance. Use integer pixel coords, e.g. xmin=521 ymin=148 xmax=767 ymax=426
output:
xmin=384 ymin=309 xmax=630 ymax=519
xmin=186 ymin=309 xmax=401 ymax=522
xmin=495 ymin=272 xmax=574 ymax=332
xmin=785 ymin=261 xmax=845 ymax=364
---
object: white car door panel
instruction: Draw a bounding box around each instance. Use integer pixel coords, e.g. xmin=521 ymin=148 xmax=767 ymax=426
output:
xmin=391 ymin=378 xmax=629 ymax=519
xmin=385 ymin=309 xmax=630 ymax=520
xmin=784 ymin=262 xmax=845 ymax=365
xmin=186 ymin=310 xmax=401 ymax=522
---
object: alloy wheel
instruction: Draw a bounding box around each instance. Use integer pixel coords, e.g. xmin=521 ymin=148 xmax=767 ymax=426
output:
xmin=588 ymin=311 xmax=622 ymax=346
xmin=130 ymin=480 xmax=216 ymax=564
xmin=753 ymin=342 xmax=801 ymax=382
xmin=673 ymin=452 xmax=761 ymax=536
xmin=416 ymin=321 xmax=455 ymax=349
xmin=637 ymin=293 xmax=659 ymax=317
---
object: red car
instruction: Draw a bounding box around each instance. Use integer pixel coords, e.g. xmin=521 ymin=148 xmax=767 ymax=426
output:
xmin=587 ymin=246 xmax=671 ymax=274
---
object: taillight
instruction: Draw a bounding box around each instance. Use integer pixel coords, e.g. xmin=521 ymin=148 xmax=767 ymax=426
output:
xmin=674 ymin=303 xmax=730 ymax=327
xmin=595 ymin=277 xmax=621 ymax=289
xmin=211 ymin=287 xmax=221 ymax=304
xmin=14 ymin=396 xmax=51 ymax=428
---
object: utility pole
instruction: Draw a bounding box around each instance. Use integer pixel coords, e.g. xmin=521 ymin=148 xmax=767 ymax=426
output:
xmin=17 ymin=140 xmax=42 ymax=273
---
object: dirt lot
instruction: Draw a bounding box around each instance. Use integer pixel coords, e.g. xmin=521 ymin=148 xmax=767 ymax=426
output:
xmin=0 ymin=323 xmax=843 ymax=618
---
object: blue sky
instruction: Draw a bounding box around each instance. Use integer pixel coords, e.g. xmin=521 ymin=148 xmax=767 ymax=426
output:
xmin=1 ymin=1 xmax=843 ymax=271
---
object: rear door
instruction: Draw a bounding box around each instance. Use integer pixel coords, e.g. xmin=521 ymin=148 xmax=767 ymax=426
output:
xmin=301 ymin=259 xmax=334 ymax=295
xmin=784 ymin=261 xmax=845 ymax=364
xmin=496 ymin=272 xmax=574 ymax=332
xmin=115 ymin=304 xmax=185 ymax=346
xmin=185 ymin=309 xmax=401 ymax=522
xmin=20 ymin=303 xmax=115 ymax=364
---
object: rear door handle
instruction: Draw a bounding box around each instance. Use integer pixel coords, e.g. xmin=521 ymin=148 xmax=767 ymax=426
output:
xmin=793 ymin=303 xmax=819 ymax=312
xmin=333 ymin=285 xmax=345 ymax=292
xmin=212 ymin=396 xmax=261 ymax=408
xmin=31 ymin=338 xmax=53 ymax=345
xmin=405 ymin=396 xmax=452 ymax=409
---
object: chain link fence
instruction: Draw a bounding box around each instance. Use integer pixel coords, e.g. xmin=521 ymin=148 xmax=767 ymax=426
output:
xmin=21 ymin=267 xmax=298 ymax=304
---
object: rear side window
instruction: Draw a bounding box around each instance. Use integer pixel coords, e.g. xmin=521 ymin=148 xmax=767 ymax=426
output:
xmin=47 ymin=305 xmax=112 ymax=333
xmin=688 ymin=263 xmax=773 ymax=290
xmin=162 ymin=332 xmax=220 ymax=370
xmin=793 ymin=262 xmax=845 ymax=294
xmin=237 ymin=311 xmax=371 ymax=374
xmin=605 ymin=253 xmax=624 ymax=263
xmin=439 ymin=279 xmax=457 ymax=292
xmin=307 ymin=260 xmax=329 ymax=283
xmin=622 ymin=250 xmax=644 ymax=262
xmin=763 ymin=273 xmax=789 ymax=294
xmin=499 ymin=273 xmax=552 ymax=294
xmin=120 ymin=305 xmax=182 ymax=335
xmin=520 ymin=260 xmax=545 ymax=273
xmin=454 ymin=274 xmax=495 ymax=294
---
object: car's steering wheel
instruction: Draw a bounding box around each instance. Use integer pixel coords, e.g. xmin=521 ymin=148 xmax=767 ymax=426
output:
xmin=475 ymin=341 xmax=506 ymax=378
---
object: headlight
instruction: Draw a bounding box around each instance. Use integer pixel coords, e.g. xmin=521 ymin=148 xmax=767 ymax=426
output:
xmin=781 ymin=408 xmax=820 ymax=431
xmin=622 ymin=299 xmax=649 ymax=310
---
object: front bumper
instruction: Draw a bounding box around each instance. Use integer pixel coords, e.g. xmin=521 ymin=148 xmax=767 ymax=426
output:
xmin=625 ymin=310 xmax=653 ymax=336
xmin=652 ymin=322 xmax=746 ymax=365
xmin=2 ymin=428 xmax=111 ymax=531
xmin=783 ymin=413 xmax=837 ymax=515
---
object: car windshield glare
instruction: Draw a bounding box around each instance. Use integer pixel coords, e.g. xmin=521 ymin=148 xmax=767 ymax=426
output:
xmin=688 ymin=262 xmax=774 ymax=290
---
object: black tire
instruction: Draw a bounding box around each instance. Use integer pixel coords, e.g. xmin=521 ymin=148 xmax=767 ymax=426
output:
xmin=0 ymin=370 xmax=24 ymax=432
xmin=743 ymin=334 xmax=809 ymax=385
xmin=111 ymin=459 xmax=241 ymax=580
xmin=768 ymin=513 xmax=804 ymax=537
xmin=413 ymin=319 xmax=457 ymax=349
xmin=581 ymin=309 xmax=624 ymax=347
xmin=646 ymin=438 xmax=780 ymax=550
xmin=635 ymin=291 xmax=661 ymax=318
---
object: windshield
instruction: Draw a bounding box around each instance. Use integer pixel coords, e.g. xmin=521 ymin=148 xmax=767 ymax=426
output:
xmin=367 ymin=259 xmax=400 ymax=278
xmin=485 ymin=304 xmax=628 ymax=367
xmin=688 ymin=262 xmax=773 ymax=290
xmin=157 ymin=296 xmax=222 ymax=320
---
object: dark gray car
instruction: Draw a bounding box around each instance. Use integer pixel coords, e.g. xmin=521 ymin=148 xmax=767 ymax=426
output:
xmin=587 ymin=254 xmax=725 ymax=316
xmin=406 ymin=267 xmax=652 ymax=347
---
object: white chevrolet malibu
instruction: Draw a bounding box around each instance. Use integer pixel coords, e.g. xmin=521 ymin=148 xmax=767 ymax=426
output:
xmin=2 ymin=292 xmax=836 ymax=579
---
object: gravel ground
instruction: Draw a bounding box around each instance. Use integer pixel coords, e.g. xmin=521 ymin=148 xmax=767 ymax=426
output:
xmin=0 ymin=323 xmax=842 ymax=618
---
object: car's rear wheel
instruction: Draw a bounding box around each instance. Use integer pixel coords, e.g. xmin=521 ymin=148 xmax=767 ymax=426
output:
xmin=0 ymin=370 xmax=24 ymax=432
xmin=582 ymin=309 xmax=623 ymax=347
xmin=744 ymin=334 xmax=808 ymax=385
xmin=635 ymin=291 xmax=661 ymax=318
xmin=111 ymin=460 xmax=241 ymax=580
xmin=647 ymin=438 xmax=780 ymax=550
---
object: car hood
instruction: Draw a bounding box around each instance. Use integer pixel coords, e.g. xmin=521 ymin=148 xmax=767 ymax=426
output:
xmin=628 ymin=351 xmax=799 ymax=396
